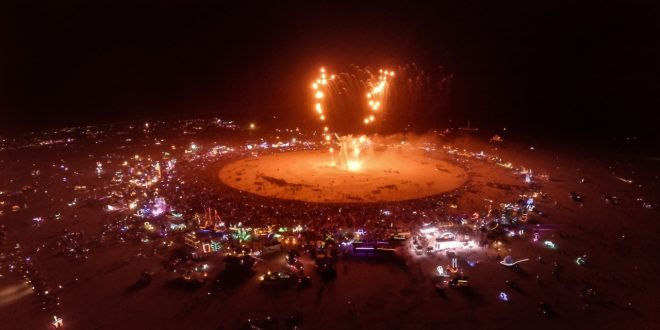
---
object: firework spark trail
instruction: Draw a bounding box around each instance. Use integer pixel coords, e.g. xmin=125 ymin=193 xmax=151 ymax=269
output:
xmin=308 ymin=64 xmax=453 ymax=171
xmin=309 ymin=66 xmax=394 ymax=171
xmin=310 ymin=67 xmax=394 ymax=134
xmin=364 ymin=69 xmax=394 ymax=125
xmin=309 ymin=63 xmax=456 ymax=134
xmin=310 ymin=67 xmax=335 ymax=143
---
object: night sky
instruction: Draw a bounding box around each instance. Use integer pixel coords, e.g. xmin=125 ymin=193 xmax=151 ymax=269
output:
xmin=2 ymin=1 xmax=659 ymax=140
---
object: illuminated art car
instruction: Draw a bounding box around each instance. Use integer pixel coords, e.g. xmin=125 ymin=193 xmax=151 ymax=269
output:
xmin=181 ymin=263 xmax=209 ymax=283
xmin=259 ymin=270 xmax=296 ymax=284
xmin=449 ymin=276 xmax=469 ymax=287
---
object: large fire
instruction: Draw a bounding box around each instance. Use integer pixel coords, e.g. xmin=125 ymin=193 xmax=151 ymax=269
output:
xmin=331 ymin=134 xmax=369 ymax=172
xmin=346 ymin=160 xmax=362 ymax=172
xmin=310 ymin=67 xmax=394 ymax=172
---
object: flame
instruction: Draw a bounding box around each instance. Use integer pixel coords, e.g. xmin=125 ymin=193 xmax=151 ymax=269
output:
xmin=309 ymin=67 xmax=394 ymax=171
xmin=346 ymin=160 xmax=362 ymax=172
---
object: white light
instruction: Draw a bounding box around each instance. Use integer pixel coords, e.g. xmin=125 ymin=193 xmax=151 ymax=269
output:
xmin=420 ymin=227 xmax=437 ymax=234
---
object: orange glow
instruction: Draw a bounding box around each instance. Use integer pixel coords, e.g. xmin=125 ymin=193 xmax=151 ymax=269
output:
xmin=312 ymin=67 xmax=334 ymax=135
xmin=309 ymin=66 xmax=394 ymax=172
xmin=346 ymin=160 xmax=362 ymax=172
xmin=363 ymin=69 xmax=394 ymax=125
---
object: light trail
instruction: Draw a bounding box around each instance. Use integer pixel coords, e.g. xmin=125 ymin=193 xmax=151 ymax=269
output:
xmin=309 ymin=66 xmax=395 ymax=171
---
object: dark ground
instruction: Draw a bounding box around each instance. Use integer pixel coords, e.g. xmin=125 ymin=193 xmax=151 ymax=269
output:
xmin=0 ymin=122 xmax=657 ymax=329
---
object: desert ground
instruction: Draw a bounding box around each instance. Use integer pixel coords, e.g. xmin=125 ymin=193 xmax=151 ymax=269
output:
xmin=219 ymin=149 xmax=467 ymax=203
xmin=0 ymin=122 xmax=657 ymax=330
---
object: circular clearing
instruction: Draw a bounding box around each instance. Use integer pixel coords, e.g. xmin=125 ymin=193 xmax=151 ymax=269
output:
xmin=219 ymin=149 xmax=467 ymax=203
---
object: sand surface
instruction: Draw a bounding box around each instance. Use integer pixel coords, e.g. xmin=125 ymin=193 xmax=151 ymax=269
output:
xmin=219 ymin=149 xmax=468 ymax=203
xmin=1 ymin=128 xmax=658 ymax=329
